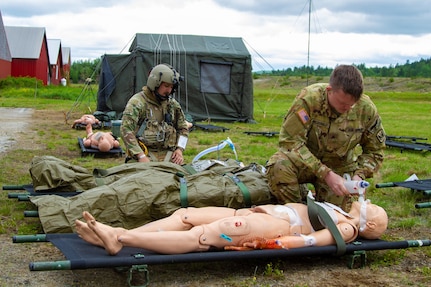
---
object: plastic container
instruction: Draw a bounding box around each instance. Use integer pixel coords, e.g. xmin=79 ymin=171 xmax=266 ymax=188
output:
xmin=111 ymin=120 xmax=122 ymax=138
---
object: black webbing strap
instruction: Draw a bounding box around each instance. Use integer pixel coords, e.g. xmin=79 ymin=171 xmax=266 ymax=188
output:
xmin=307 ymin=196 xmax=346 ymax=255
xmin=176 ymin=173 xmax=188 ymax=207
xmin=226 ymin=173 xmax=252 ymax=206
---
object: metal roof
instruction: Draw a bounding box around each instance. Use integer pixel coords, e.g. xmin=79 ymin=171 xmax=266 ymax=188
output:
xmin=4 ymin=26 xmax=46 ymax=59
xmin=47 ymin=39 xmax=61 ymax=65
xmin=62 ymin=47 xmax=71 ymax=64
xmin=0 ymin=10 xmax=11 ymax=61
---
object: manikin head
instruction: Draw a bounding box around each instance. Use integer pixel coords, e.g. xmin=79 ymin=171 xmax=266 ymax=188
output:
xmin=352 ymin=200 xmax=388 ymax=239
xmin=98 ymin=136 xmax=112 ymax=152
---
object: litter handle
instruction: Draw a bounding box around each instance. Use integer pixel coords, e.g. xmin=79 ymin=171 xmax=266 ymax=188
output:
xmin=415 ymin=202 xmax=431 ymax=209
xmin=2 ymin=185 xmax=25 ymax=190
xmin=13 ymin=234 xmax=47 ymax=243
xmin=375 ymin=182 xmax=395 ymax=188
xmin=30 ymin=260 xmax=72 ymax=271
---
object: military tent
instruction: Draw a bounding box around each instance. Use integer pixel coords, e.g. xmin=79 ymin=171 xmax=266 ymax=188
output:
xmin=97 ymin=33 xmax=254 ymax=122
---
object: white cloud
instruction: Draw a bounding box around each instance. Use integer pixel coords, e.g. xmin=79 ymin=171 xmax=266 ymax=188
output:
xmin=2 ymin=0 xmax=431 ymax=70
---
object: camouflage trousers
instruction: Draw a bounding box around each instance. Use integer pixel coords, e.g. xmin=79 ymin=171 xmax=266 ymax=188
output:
xmin=266 ymin=151 xmax=355 ymax=211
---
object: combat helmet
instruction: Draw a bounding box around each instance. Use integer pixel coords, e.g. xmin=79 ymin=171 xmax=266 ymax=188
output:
xmin=146 ymin=63 xmax=181 ymax=94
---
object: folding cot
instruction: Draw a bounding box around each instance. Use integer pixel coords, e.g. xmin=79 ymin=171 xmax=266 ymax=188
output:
xmin=12 ymin=233 xmax=430 ymax=286
xmin=77 ymin=137 xmax=124 ymax=157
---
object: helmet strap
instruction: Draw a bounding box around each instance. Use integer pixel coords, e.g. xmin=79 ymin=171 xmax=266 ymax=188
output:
xmin=155 ymin=91 xmax=170 ymax=103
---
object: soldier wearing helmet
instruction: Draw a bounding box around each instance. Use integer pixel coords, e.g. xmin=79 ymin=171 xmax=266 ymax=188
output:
xmin=121 ymin=64 xmax=191 ymax=164
xmin=266 ymin=65 xmax=386 ymax=211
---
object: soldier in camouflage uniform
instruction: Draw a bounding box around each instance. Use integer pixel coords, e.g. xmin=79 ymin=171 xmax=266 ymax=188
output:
xmin=121 ymin=64 xmax=190 ymax=164
xmin=266 ymin=65 xmax=386 ymax=211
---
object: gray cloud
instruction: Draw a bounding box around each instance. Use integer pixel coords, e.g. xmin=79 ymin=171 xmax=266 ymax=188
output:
xmin=1 ymin=0 xmax=118 ymax=17
xmin=214 ymin=0 xmax=431 ymax=35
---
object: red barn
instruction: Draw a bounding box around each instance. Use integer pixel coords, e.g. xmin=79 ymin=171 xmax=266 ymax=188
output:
xmin=5 ymin=26 xmax=52 ymax=85
xmin=0 ymin=10 xmax=11 ymax=79
xmin=48 ymin=39 xmax=63 ymax=85
xmin=62 ymin=46 xmax=71 ymax=85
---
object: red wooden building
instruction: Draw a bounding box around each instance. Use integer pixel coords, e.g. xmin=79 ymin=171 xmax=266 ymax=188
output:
xmin=62 ymin=46 xmax=71 ymax=85
xmin=4 ymin=26 xmax=52 ymax=85
xmin=0 ymin=10 xmax=11 ymax=79
xmin=48 ymin=39 xmax=63 ymax=85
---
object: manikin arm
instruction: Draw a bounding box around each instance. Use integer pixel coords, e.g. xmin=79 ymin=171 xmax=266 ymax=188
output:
xmin=226 ymin=222 xmax=356 ymax=250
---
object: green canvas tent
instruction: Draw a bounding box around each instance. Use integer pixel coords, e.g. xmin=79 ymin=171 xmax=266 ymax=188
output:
xmin=97 ymin=33 xmax=254 ymax=122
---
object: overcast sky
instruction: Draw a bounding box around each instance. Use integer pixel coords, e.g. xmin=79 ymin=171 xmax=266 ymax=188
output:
xmin=2 ymin=0 xmax=431 ymax=71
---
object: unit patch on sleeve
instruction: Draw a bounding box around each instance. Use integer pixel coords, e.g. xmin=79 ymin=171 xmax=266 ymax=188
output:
xmin=297 ymin=108 xmax=310 ymax=124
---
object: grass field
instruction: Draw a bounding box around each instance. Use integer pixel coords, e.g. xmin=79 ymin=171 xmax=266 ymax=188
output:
xmin=0 ymin=76 xmax=430 ymax=286
xmin=1 ymin=75 xmax=431 ymax=233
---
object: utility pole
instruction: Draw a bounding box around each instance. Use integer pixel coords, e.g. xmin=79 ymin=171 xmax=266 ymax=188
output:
xmin=307 ymin=0 xmax=311 ymax=85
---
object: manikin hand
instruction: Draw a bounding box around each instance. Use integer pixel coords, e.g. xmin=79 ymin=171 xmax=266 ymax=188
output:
xmin=224 ymin=238 xmax=282 ymax=251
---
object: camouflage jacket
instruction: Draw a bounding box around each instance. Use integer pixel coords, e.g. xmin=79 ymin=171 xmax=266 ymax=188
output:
xmin=268 ymin=83 xmax=386 ymax=180
xmin=121 ymin=86 xmax=189 ymax=156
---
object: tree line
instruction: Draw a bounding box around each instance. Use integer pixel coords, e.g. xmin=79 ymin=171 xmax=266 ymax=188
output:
xmin=70 ymin=57 xmax=431 ymax=84
xmin=263 ymin=58 xmax=431 ymax=78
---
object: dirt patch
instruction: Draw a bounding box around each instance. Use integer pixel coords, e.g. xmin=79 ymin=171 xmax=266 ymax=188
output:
xmin=0 ymin=108 xmax=430 ymax=286
xmin=0 ymin=108 xmax=34 ymax=153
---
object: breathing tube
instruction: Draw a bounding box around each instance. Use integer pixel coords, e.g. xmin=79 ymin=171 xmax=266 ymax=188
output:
xmin=192 ymin=137 xmax=238 ymax=162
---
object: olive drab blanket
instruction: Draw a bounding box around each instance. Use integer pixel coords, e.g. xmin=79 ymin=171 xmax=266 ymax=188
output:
xmin=29 ymin=156 xmax=274 ymax=233
xmin=30 ymin=156 xmax=97 ymax=192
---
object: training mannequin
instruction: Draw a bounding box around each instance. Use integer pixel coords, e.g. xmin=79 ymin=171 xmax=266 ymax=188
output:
xmin=83 ymin=123 xmax=120 ymax=152
xmin=75 ymin=199 xmax=388 ymax=255
xmin=72 ymin=114 xmax=100 ymax=128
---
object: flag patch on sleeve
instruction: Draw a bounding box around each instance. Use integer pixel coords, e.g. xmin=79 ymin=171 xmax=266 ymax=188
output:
xmin=297 ymin=108 xmax=310 ymax=124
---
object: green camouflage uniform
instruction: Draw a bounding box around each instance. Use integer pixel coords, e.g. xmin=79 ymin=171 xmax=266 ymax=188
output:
xmin=121 ymin=86 xmax=189 ymax=162
xmin=266 ymin=83 xmax=386 ymax=210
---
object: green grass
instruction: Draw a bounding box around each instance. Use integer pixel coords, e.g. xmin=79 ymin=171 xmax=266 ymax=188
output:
xmin=0 ymin=77 xmax=430 ymax=260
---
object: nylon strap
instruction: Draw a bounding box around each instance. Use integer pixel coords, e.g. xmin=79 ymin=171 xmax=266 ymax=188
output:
xmin=307 ymin=195 xmax=346 ymax=255
xmin=307 ymin=196 xmax=325 ymax=231
xmin=181 ymin=164 xmax=198 ymax=175
xmin=136 ymin=120 xmax=147 ymax=138
xmin=177 ymin=174 xmax=188 ymax=207
xmin=226 ymin=173 xmax=251 ymax=206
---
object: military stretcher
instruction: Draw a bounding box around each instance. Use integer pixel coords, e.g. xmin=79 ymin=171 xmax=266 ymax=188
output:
xmin=193 ymin=123 xmax=229 ymax=132
xmin=244 ymin=131 xmax=279 ymax=137
xmin=12 ymin=233 xmax=431 ymax=287
xmin=376 ymin=178 xmax=431 ymax=208
xmin=77 ymin=137 xmax=124 ymax=157
xmin=385 ymin=135 xmax=431 ymax=152
xmin=4 ymin=156 xmax=431 ymax=286
xmin=73 ymin=121 xmax=112 ymax=130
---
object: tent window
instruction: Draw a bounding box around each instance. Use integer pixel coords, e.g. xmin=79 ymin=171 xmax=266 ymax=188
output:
xmin=200 ymin=61 xmax=232 ymax=94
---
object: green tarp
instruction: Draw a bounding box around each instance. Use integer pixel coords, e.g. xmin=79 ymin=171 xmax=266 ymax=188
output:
xmin=29 ymin=156 xmax=273 ymax=233
xmin=97 ymin=33 xmax=254 ymax=122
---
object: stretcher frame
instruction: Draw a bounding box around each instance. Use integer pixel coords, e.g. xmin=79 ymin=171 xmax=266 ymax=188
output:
xmin=194 ymin=123 xmax=229 ymax=132
xmin=376 ymin=178 xmax=431 ymax=208
xmin=385 ymin=135 xmax=431 ymax=152
xmin=12 ymin=233 xmax=431 ymax=287
xmin=78 ymin=137 xmax=124 ymax=157
xmin=244 ymin=131 xmax=279 ymax=137
xmin=4 ymin=184 xmax=81 ymax=202
xmin=73 ymin=121 xmax=112 ymax=130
